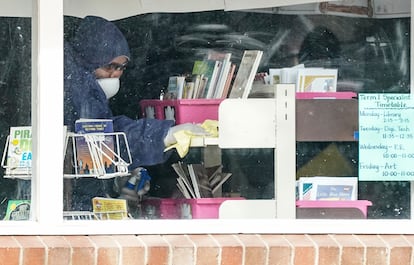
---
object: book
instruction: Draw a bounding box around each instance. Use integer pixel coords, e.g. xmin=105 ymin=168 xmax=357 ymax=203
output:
xmin=206 ymin=61 xmax=222 ymax=99
xmin=165 ymin=76 xmax=177 ymax=99
xmin=183 ymin=77 xmax=195 ymax=99
xmin=92 ymin=197 xmax=128 ymax=220
xmin=176 ymin=76 xmax=186 ymax=99
xmin=296 ymin=176 xmax=357 ymax=200
xmin=207 ymin=51 xmax=233 ymax=99
xmin=296 ymin=68 xmax=338 ymax=92
xmin=74 ymin=119 xmax=115 ymax=177
xmin=213 ymin=53 xmax=232 ymax=99
xmin=3 ymin=200 xmax=31 ymax=220
xmin=220 ymin=63 xmax=236 ymax=98
xmin=189 ymin=74 xmax=202 ymax=99
xmin=5 ymin=126 xmax=32 ymax=176
xmin=228 ymin=50 xmax=263 ymax=98
xmin=280 ymin=64 xmax=305 ymax=85
xmin=192 ymin=60 xmax=220 ymax=98
xmin=268 ymin=68 xmax=282 ymax=85
xmin=165 ymin=76 xmax=186 ymax=99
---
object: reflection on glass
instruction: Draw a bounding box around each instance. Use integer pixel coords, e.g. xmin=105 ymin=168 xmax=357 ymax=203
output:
xmin=1 ymin=0 xmax=410 ymax=221
xmin=0 ymin=18 xmax=31 ymax=220
xmin=62 ymin=4 xmax=410 ymax=219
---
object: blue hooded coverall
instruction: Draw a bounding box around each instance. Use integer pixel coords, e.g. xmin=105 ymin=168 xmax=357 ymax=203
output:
xmin=64 ymin=16 xmax=174 ymax=210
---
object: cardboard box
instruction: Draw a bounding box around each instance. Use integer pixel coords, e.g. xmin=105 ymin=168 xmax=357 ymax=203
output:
xmin=92 ymin=197 xmax=128 ymax=220
xmin=296 ymin=177 xmax=358 ymax=200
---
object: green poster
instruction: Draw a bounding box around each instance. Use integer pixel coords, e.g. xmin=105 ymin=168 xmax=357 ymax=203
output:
xmin=359 ymin=93 xmax=414 ymax=181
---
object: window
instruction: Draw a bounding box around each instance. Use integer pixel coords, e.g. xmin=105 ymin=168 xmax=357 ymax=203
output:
xmin=0 ymin=0 xmax=413 ymax=234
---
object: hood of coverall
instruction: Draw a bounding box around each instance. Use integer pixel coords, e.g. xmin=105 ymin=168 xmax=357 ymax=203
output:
xmin=71 ymin=16 xmax=131 ymax=72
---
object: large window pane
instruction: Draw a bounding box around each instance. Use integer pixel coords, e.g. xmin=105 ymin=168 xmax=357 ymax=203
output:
xmin=0 ymin=17 xmax=31 ymax=220
xmin=61 ymin=1 xmax=410 ymax=220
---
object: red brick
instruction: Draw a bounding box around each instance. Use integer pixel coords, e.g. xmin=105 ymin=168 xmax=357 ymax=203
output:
xmin=164 ymin=235 xmax=195 ymax=265
xmin=40 ymin=236 xmax=71 ymax=265
xmin=211 ymin=234 xmax=243 ymax=265
xmin=112 ymin=235 xmax=146 ymax=265
xmin=310 ymin=235 xmax=340 ymax=265
xmin=261 ymin=234 xmax=292 ymax=265
xmin=355 ymin=235 xmax=388 ymax=265
xmin=15 ymin=236 xmax=46 ymax=265
xmin=380 ymin=235 xmax=412 ymax=265
xmin=237 ymin=234 xmax=267 ymax=265
xmin=332 ymin=234 xmax=364 ymax=265
xmin=89 ymin=235 xmax=119 ymax=265
xmin=0 ymin=236 xmax=20 ymax=265
xmin=284 ymin=235 xmax=315 ymax=265
xmin=64 ymin=235 xmax=95 ymax=265
xmin=187 ymin=234 xmax=220 ymax=265
xmin=140 ymin=235 xmax=170 ymax=265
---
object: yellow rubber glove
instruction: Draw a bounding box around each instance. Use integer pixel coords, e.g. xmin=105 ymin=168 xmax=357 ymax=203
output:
xmin=163 ymin=121 xmax=218 ymax=158
xmin=164 ymin=130 xmax=193 ymax=158
xmin=200 ymin=119 xmax=219 ymax=138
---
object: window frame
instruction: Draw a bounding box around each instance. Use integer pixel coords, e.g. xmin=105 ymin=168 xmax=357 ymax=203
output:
xmin=0 ymin=0 xmax=413 ymax=235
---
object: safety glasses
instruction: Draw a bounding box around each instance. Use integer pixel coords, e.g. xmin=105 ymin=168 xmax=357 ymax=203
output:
xmin=101 ymin=60 xmax=128 ymax=72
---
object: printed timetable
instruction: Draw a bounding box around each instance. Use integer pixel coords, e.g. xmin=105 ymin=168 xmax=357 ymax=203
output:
xmin=359 ymin=93 xmax=414 ymax=181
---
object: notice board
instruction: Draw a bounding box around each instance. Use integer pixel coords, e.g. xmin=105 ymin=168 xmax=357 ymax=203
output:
xmin=359 ymin=93 xmax=414 ymax=181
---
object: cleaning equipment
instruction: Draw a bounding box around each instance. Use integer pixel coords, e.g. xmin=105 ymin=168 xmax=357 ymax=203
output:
xmin=121 ymin=167 xmax=151 ymax=201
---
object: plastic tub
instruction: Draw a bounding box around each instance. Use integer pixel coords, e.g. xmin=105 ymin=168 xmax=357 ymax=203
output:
xmin=140 ymin=99 xmax=223 ymax=124
xmin=296 ymin=200 xmax=372 ymax=218
xmin=178 ymin=197 xmax=245 ymax=219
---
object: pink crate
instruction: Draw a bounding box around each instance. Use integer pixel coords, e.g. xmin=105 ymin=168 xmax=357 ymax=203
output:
xmin=141 ymin=198 xmax=179 ymax=219
xmin=296 ymin=200 xmax=372 ymax=218
xmin=140 ymin=99 xmax=223 ymax=124
xmin=178 ymin=197 xmax=245 ymax=219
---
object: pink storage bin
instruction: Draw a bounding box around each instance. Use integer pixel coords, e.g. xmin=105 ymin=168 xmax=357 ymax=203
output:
xmin=296 ymin=200 xmax=372 ymax=218
xmin=179 ymin=197 xmax=245 ymax=219
xmin=140 ymin=99 xmax=223 ymax=124
xmin=141 ymin=198 xmax=179 ymax=219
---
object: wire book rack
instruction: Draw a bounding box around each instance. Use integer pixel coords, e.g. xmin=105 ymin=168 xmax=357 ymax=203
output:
xmin=63 ymin=210 xmax=130 ymax=220
xmin=2 ymin=131 xmax=133 ymax=180
xmin=64 ymin=132 xmax=132 ymax=179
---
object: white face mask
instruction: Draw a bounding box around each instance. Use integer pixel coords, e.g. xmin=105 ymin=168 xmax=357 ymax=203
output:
xmin=97 ymin=78 xmax=120 ymax=99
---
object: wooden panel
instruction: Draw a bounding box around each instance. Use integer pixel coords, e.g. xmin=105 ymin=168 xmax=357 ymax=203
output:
xmin=296 ymin=99 xmax=358 ymax=142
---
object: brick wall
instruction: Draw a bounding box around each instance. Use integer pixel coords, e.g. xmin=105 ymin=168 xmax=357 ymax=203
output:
xmin=0 ymin=234 xmax=412 ymax=265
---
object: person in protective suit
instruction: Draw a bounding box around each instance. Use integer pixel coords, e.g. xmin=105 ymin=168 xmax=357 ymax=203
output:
xmin=64 ymin=16 xmax=203 ymax=211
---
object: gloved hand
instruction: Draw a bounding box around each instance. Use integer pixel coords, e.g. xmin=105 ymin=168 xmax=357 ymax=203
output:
xmin=164 ymin=123 xmax=207 ymax=146
xmin=120 ymin=167 xmax=151 ymax=202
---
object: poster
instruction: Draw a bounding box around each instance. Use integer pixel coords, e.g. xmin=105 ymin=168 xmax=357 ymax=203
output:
xmin=359 ymin=93 xmax=414 ymax=181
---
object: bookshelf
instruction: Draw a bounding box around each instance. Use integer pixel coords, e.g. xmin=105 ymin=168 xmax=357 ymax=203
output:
xmin=218 ymin=84 xmax=296 ymax=218
xmin=217 ymin=84 xmax=359 ymax=219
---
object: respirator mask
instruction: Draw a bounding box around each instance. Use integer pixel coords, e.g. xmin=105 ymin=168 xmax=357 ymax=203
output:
xmin=97 ymin=78 xmax=120 ymax=99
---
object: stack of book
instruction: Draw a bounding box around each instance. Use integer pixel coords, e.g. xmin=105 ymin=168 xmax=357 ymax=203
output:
xmin=165 ymin=50 xmax=263 ymax=100
xmin=269 ymin=64 xmax=338 ymax=92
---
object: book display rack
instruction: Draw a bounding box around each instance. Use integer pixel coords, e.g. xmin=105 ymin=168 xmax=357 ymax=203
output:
xmin=2 ymin=130 xmax=132 ymax=180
